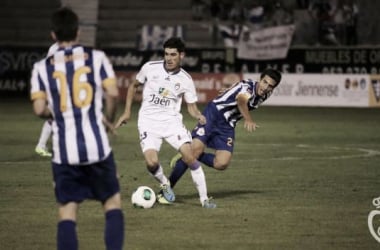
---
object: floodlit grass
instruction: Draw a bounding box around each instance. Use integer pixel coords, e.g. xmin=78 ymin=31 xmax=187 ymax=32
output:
xmin=1 ymin=98 xmax=380 ymax=250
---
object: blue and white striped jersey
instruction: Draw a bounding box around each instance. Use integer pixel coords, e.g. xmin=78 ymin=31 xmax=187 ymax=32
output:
xmin=213 ymin=79 xmax=271 ymax=128
xmin=30 ymin=45 xmax=116 ymax=165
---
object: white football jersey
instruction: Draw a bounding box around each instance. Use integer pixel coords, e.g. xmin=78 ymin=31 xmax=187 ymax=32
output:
xmin=136 ymin=60 xmax=198 ymax=123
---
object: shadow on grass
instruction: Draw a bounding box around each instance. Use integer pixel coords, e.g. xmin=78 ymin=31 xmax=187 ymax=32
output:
xmin=176 ymin=189 xmax=264 ymax=201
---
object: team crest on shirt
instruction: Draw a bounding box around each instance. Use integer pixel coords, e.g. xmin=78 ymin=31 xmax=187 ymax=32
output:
xmin=159 ymin=87 xmax=170 ymax=97
xmin=195 ymin=127 xmax=205 ymax=136
xmin=175 ymin=83 xmax=180 ymax=90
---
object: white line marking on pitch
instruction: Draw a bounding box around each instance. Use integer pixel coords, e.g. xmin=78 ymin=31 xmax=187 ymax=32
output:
xmin=233 ymin=144 xmax=380 ymax=161
xmin=1 ymin=144 xmax=379 ymax=164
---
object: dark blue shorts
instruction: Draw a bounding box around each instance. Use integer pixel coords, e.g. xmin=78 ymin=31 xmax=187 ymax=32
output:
xmin=52 ymin=152 xmax=120 ymax=204
xmin=191 ymin=102 xmax=235 ymax=152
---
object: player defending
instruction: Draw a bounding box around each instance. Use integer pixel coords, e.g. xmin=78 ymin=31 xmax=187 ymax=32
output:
xmin=30 ymin=7 xmax=124 ymax=250
xmin=169 ymin=68 xmax=282 ymax=188
xmin=115 ymin=37 xmax=216 ymax=208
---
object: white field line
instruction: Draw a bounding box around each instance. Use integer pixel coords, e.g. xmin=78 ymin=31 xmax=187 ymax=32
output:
xmin=233 ymin=144 xmax=380 ymax=161
xmin=1 ymin=144 xmax=379 ymax=164
xmin=0 ymin=159 xmax=144 ymax=165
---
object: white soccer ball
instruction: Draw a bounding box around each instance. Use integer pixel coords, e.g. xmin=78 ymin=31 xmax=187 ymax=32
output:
xmin=131 ymin=186 xmax=156 ymax=208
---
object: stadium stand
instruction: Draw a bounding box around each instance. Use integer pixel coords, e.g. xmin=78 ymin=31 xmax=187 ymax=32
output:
xmin=0 ymin=0 xmax=379 ymax=48
xmin=0 ymin=0 xmax=60 ymax=46
xmin=96 ymin=0 xmax=215 ymax=48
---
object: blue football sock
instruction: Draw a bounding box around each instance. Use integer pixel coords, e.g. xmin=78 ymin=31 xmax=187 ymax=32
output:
xmin=105 ymin=209 xmax=124 ymax=250
xmin=169 ymin=159 xmax=188 ymax=188
xmin=198 ymin=152 xmax=215 ymax=168
xmin=57 ymin=220 xmax=78 ymax=250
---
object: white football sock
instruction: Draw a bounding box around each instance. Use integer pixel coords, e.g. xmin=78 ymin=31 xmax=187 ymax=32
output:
xmin=37 ymin=121 xmax=52 ymax=148
xmin=151 ymin=165 xmax=169 ymax=185
xmin=190 ymin=167 xmax=208 ymax=203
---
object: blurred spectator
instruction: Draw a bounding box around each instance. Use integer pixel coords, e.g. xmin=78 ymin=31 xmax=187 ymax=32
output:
xmin=218 ymin=21 xmax=250 ymax=48
xmin=297 ymin=0 xmax=310 ymax=9
xmin=269 ymin=1 xmax=294 ymax=26
xmin=247 ymin=1 xmax=265 ymax=30
xmin=191 ymin=0 xmax=207 ymax=21
xmin=308 ymin=0 xmax=339 ymax=45
xmin=209 ymin=0 xmax=229 ymax=21
xmin=228 ymin=0 xmax=247 ymax=22
xmin=342 ymin=0 xmax=359 ymax=45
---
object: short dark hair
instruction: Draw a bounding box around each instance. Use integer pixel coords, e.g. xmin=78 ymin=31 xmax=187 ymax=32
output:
xmin=163 ymin=37 xmax=185 ymax=53
xmin=51 ymin=7 xmax=79 ymax=42
xmin=261 ymin=68 xmax=282 ymax=86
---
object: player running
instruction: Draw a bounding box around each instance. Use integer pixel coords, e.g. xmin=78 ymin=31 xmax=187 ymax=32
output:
xmin=115 ymin=37 xmax=216 ymax=208
xmin=30 ymin=7 xmax=124 ymax=250
xmin=169 ymin=68 xmax=282 ymax=188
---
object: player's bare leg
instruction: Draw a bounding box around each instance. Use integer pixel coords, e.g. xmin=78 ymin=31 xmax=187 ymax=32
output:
xmin=213 ymin=150 xmax=232 ymax=170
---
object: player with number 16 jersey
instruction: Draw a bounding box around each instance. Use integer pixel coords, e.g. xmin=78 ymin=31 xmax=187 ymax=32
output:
xmin=30 ymin=45 xmax=116 ymax=165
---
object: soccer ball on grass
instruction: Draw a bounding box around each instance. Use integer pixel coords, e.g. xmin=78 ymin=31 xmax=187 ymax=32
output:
xmin=131 ymin=186 xmax=156 ymax=208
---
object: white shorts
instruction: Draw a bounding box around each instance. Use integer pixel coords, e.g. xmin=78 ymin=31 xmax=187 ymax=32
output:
xmin=138 ymin=118 xmax=192 ymax=152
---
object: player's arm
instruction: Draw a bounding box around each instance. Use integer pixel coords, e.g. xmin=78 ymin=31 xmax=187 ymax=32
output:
xmin=30 ymin=65 xmax=52 ymax=119
xmin=101 ymin=79 xmax=118 ymax=134
xmin=186 ymin=102 xmax=206 ymax=125
xmin=115 ymin=79 xmax=140 ymax=128
xmin=236 ymin=93 xmax=258 ymax=132
xmin=103 ymin=78 xmax=119 ymax=123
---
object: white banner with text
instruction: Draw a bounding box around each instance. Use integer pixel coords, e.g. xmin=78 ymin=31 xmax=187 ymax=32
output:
xmin=237 ymin=24 xmax=295 ymax=60
xmin=244 ymin=73 xmax=380 ymax=108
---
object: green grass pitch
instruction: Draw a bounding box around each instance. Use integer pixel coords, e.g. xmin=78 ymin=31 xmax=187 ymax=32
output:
xmin=1 ymin=98 xmax=380 ymax=250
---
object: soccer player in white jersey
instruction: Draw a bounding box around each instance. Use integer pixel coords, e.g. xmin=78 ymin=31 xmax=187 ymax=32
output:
xmin=34 ymin=43 xmax=59 ymax=157
xmin=30 ymin=7 xmax=124 ymax=250
xmin=115 ymin=37 xmax=216 ymax=208
xmin=169 ymin=68 xmax=282 ymax=188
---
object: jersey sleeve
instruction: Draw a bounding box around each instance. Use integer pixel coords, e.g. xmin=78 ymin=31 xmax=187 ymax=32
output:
xmin=236 ymin=80 xmax=255 ymax=100
xmin=183 ymin=74 xmax=198 ymax=104
xmin=135 ymin=62 xmax=149 ymax=84
xmin=47 ymin=43 xmax=59 ymax=57
xmin=30 ymin=61 xmax=47 ymax=101
xmin=240 ymin=80 xmax=254 ymax=95
xmin=99 ymin=52 xmax=116 ymax=89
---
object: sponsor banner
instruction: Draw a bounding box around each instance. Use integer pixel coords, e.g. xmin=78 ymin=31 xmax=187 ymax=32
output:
xmin=104 ymin=48 xmax=228 ymax=73
xmin=138 ymin=25 xmax=184 ymax=50
xmin=106 ymin=47 xmax=380 ymax=74
xmin=0 ymin=46 xmax=47 ymax=97
xmin=237 ymin=24 xmax=295 ymax=60
xmin=369 ymin=75 xmax=380 ymax=107
xmin=2 ymin=45 xmax=380 ymax=106
xmin=236 ymin=48 xmax=380 ymax=74
xmin=244 ymin=73 xmax=378 ymax=107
